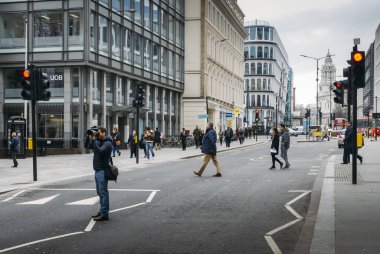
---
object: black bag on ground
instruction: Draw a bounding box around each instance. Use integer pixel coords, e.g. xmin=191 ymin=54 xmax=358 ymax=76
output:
xmin=106 ymin=157 xmax=119 ymax=182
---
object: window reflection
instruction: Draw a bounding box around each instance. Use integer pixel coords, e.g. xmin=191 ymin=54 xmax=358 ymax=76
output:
xmin=34 ymin=11 xmax=63 ymax=50
xmin=134 ymin=33 xmax=142 ymax=67
xmin=0 ymin=13 xmax=25 ymax=51
xmin=124 ymin=28 xmax=132 ymax=64
xmin=135 ymin=0 xmax=141 ymax=24
xmin=38 ymin=114 xmax=64 ymax=138
xmin=144 ymin=38 xmax=151 ymax=71
xmin=144 ymin=0 xmax=150 ymax=30
xmin=153 ymin=42 xmax=159 ymax=74
xmin=153 ymin=4 xmax=159 ymax=34
xmin=112 ymin=22 xmax=121 ymax=60
xmin=69 ymin=11 xmax=83 ymax=50
xmin=99 ymin=15 xmax=109 ymax=56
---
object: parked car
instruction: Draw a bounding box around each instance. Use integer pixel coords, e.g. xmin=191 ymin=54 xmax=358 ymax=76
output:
xmin=288 ymin=128 xmax=299 ymax=137
xmin=337 ymin=129 xmax=346 ymax=148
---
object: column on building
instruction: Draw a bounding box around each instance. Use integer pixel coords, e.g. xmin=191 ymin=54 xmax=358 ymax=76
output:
xmin=145 ymin=84 xmax=150 ymax=128
xmin=175 ymin=93 xmax=180 ymax=134
xmin=161 ymin=89 xmax=166 ymax=135
xmin=63 ymin=67 xmax=72 ymax=148
xmin=87 ymin=69 xmax=94 ymax=129
xmin=0 ymin=71 xmax=4 ymax=137
xmin=100 ymin=72 xmax=106 ymax=127
xmin=168 ymin=90 xmax=172 ymax=135
xmin=124 ymin=78 xmax=131 ymax=142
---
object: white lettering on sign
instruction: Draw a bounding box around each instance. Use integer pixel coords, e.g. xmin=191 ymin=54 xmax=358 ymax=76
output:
xmin=49 ymin=75 xmax=63 ymax=81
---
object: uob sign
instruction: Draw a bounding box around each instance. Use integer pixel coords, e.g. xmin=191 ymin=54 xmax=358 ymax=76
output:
xmin=49 ymin=74 xmax=63 ymax=81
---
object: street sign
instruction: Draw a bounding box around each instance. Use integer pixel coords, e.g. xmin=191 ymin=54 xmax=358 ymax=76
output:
xmin=226 ymin=112 xmax=233 ymax=118
xmin=372 ymin=113 xmax=380 ymax=119
xmin=233 ymin=108 xmax=240 ymax=115
xmin=198 ymin=114 xmax=208 ymax=119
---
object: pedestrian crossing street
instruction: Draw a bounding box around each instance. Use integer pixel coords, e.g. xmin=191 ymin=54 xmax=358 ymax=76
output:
xmin=2 ymin=188 xmax=160 ymax=207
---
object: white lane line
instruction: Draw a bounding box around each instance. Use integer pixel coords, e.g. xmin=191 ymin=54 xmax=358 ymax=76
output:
xmin=146 ymin=191 xmax=157 ymax=203
xmin=264 ymin=190 xmax=311 ymax=254
xmin=18 ymin=194 xmax=60 ymax=205
xmin=84 ymin=220 xmax=96 ymax=232
xmin=29 ymin=188 xmax=161 ymax=192
xmin=2 ymin=190 xmax=26 ymax=202
xmin=310 ymin=169 xmax=319 ymax=172
xmin=0 ymin=232 xmax=83 ymax=253
xmin=109 ymin=202 xmax=146 ymax=213
xmin=66 ymin=196 xmax=99 ymax=206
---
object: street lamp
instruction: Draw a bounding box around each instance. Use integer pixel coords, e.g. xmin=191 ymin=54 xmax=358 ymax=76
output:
xmin=300 ymin=54 xmax=335 ymax=126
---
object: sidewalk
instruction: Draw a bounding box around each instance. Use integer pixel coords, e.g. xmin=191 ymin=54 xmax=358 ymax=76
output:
xmin=311 ymin=139 xmax=380 ymax=254
xmin=0 ymin=136 xmax=268 ymax=194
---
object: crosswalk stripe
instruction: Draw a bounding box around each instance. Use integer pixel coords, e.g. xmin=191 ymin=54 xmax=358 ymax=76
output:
xmin=65 ymin=196 xmax=99 ymax=205
xmin=18 ymin=194 xmax=60 ymax=205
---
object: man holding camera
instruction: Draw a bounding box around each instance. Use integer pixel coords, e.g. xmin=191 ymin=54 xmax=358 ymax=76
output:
xmin=88 ymin=126 xmax=113 ymax=221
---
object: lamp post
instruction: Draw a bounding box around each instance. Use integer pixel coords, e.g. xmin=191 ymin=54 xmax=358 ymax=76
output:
xmin=300 ymin=54 xmax=334 ymax=126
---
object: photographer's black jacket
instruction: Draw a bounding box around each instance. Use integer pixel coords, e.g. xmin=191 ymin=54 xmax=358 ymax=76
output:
xmin=90 ymin=135 xmax=113 ymax=171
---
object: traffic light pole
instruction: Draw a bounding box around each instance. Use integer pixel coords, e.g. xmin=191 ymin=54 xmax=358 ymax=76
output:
xmin=136 ymin=106 xmax=140 ymax=164
xmin=31 ymin=66 xmax=37 ymax=181
xmin=352 ymin=84 xmax=358 ymax=184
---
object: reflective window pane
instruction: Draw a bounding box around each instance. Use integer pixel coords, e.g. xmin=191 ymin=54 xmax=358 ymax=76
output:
xmin=144 ymin=0 xmax=150 ymax=30
xmin=90 ymin=12 xmax=95 ymax=51
xmin=99 ymin=15 xmax=109 ymax=56
xmin=168 ymin=14 xmax=174 ymax=43
xmin=124 ymin=28 xmax=132 ymax=64
xmin=112 ymin=0 xmax=121 ymax=11
xmin=153 ymin=4 xmax=159 ymax=34
xmin=124 ymin=0 xmax=132 ymax=19
xmin=134 ymin=0 xmax=141 ymax=24
xmin=257 ymin=27 xmax=263 ymax=40
xmin=69 ymin=11 xmax=84 ymax=50
xmin=161 ymin=47 xmax=167 ymax=77
xmin=143 ymin=38 xmax=151 ymax=71
xmin=38 ymin=114 xmax=64 ymax=138
xmin=0 ymin=12 xmax=25 ymax=51
xmin=249 ymin=27 xmax=256 ymax=40
xmin=34 ymin=11 xmax=63 ymax=49
xmin=152 ymin=43 xmax=159 ymax=74
xmin=134 ymin=33 xmax=142 ymax=67
xmin=161 ymin=9 xmax=167 ymax=39
xmin=112 ymin=22 xmax=121 ymax=60
xmin=106 ymin=74 xmax=113 ymax=105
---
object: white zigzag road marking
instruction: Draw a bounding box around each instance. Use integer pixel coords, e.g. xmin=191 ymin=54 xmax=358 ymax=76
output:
xmin=264 ymin=190 xmax=311 ymax=254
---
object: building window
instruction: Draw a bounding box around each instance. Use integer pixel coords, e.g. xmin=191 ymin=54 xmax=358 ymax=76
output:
xmin=161 ymin=9 xmax=167 ymax=39
xmin=153 ymin=4 xmax=159 ymax=34
xmin=244 ymin=63 xmax=249 ymax=75
xmin=161 ymin=47 xmax=168 ymax=77
xmin=124 ymin=28 xmax=132 ymax=64
xmin=143 ymin=38 xmax=151 ymax=71
xmin=116 ymin=77 xmax=124 ymax=105
xmin=257 ymin=46 xmax=263 ymax=58
xmin=72 ymin=114 xmax=79 ymax=138
xmin=144 ymin=0 xmax=151 ymax=30
xmin=134 ymin=33 xmax=142 ymax=67
xmin=124 ymin=0 xmax=132 ymax=20
xmin=68 ymin=11 xmax=84 ymax=50
xmin=263 ymin=79 xmax=267 ymax=90
xmin=98 ymin=15 xmax=109 ymax=56
xmin=152 ymin=42 xmax=159 ymax=74
xmin=156 ymin=88 xmax=161 ymax=113
xmin=245 ymin=79 xmax=249 ymax=90
xmin=0 ymin=12 xmax=26 ymax=52
xmin=112 ymin=22 xmax=121 ymax=60
xmin=90 ymin=12 xmax=96 ymax=51
xmin=93 ymin=71 xmax=100 ymax=103
xmin=262 ymin=95 xmax=266 ymax=106
xmin=112 ymin=0 xmax=121 ymax=11
xmin=175 ymin=20 xmax=180 ymax=47
xmin=168 ymin=14 xmax=174 ymax=43
xmin=106 ymin=74 xmax=113 ymax=105
xmin=251 ymin=95 xmax=255 ymax=106
xmin=100 ymin=0 xmax=108 ymax=6
xmin=244 ymin=47 xmax=248 ymax=59
xmin=251 ymin=79 xmax=255 ymax=90
xmin=264 ymin=27 xmax=269 ymax=40
xmin=4 ymin=68 xmax=23 ymax=98
xmin=250 ymin=46 xmax=256 ymax=58
xmin=175 ymin=54 xmax=180 ymax=81
xmin=249 ymin=27 xmax=256 ymax=40
xmin=250 ymin=63 xmax=255 ymax=75
xmin=270 ymin=47 xmax=273 ymax=59
xmin=33 ymin=11 xmax=63 ymax=50
xmin=257 ymin=95 xmax=261 ymax=106
xmin=134 ymin=0 xmax=141 ymax=24
xmin=268 ymin=79 xmax=271 ymax=90
xmin=257 ymin=63 xmax=262 ymax=74
xmin=263 ymin=63 xmax=268 ymax=74
xmin=257 ymin=27 xmax=263 ymax=40
xmin=72 ymin=67 xmax=80 ymax=99
xmin=270 ymin=28 xmax=274 ymax=41
xmin=168 ymin=50 xmax=174 ymax=79
xmin=40 ymin=67 xmax=64 ymax=97
xmin=269 ymin=63 xmax=272 ymax=74
xmin=257 ymin=79 xmax=261 ymax=90
xmin=38 ymin=114 xmax=64 ymax=138
xmin=264 ymin=47 xmax=269 ymax=58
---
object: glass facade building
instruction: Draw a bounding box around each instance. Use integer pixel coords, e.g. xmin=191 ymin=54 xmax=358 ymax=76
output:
xmin=0 ymin=0 xmax=184 ymax=155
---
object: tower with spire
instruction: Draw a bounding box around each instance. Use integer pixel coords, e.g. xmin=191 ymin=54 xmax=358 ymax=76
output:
xmin=318 ymin=49 xmax=336 ymax=127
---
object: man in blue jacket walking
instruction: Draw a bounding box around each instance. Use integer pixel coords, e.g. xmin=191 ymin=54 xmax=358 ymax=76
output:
xmin=88 ymin=126 xmax=113 ymax=221
xmin=10 ymin=132 xmax=19 ymax=168
xmin=194 ymin=122 xmax=222 ymax=177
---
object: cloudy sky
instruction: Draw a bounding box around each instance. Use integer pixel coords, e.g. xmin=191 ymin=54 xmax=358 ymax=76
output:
xmin=238 ymin=0 xmax=380 ymax=106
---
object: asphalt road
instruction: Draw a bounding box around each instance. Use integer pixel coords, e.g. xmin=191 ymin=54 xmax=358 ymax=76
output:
xmin=0 ymin=136 xmax=341 ymax=254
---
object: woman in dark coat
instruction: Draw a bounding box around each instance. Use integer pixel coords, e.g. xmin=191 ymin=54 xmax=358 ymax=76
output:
xmin=269 ymin=127 xmax=283 ymax=169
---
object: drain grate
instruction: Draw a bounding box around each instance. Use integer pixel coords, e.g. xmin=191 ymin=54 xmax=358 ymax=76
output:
xmin=334 ymin=162 xmax=363 ymax=184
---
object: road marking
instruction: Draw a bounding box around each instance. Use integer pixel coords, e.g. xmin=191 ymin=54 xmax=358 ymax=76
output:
xmin=110 ymin=202 xmax=146 ymax=213
xmin=265 ymin=190 xmax=311 ymax=254
xmin=146 ymin=191 xmax=157 ymax=203
xmin=18 ymin=194 xmax=60 ymax=205
xmin=146 ymin=179 xmax=151 ymax=181
xmin=312 ymin=166 xmax=320 ymax=169
xmin=250 ymin=158 xmax=255 ymax=161
xmin=310 ymin=169 xmax=319 ymax=172
xmin=66 ymin=196 xmax=99 ymax=205
xmin=2 ymin=190 xmax=26 ymax=202
xmin=84 ymin=219 xmax=96 ymax=232
xmin=225 ymin=180 xmax=231 ymax=182
xmin=0 ymin=232 xmax=83 ymax=253
xmin=29 ymin=188 xmax=161 ymax=192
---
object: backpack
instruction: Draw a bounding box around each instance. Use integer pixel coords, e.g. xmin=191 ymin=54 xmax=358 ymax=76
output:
xmin=106 ymin=157 xmax=119 ymax=182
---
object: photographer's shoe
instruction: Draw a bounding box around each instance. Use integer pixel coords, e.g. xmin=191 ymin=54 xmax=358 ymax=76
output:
xmin=91 ymin=212 xmax=101 ymax=218
xmin=93 ymin=215 xmax=109 ymax=221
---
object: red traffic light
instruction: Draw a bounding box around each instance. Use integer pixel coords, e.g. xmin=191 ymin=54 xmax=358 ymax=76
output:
xmin=21 ymin=69 xmax=31 ymax=79
xmin=352 ymin=51 xmax=364 ymax=63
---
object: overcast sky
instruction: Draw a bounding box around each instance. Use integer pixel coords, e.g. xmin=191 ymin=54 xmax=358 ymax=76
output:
xmin=238 ymin=0 xmax=380 ymax=106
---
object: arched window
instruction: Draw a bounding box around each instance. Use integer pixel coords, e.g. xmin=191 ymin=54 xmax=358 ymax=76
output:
xmin=257 ymin=79 xmax=261 ymax=90
xmin=251 ymin=79 xmax=255 ymax=90
xmin=250 ymin=63 xmax=255 ymax=74
xmin=244 ymin=63 xmax=249 ymax=75
xmin=263 ymin=63 xmax=268 ymax=74
xmin=257 ymin=63 xmax=262 ymax=74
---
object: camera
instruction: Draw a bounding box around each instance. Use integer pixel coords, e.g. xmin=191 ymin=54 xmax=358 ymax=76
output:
xmin=87 ymin=126 xmax=98 ymax=136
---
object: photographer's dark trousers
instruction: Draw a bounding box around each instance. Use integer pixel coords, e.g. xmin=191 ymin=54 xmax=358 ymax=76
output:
xmin=95 ymin=170 xmax=109 ymax=217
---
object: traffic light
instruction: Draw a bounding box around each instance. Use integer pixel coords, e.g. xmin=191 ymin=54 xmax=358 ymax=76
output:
xmin=20 ymin=69 xmax=33 ymax=100
xmin=36 ymin=71 xmax=51 ymax=101
xmin=135 ymin=86 xmax=146 ymax=108
xmin=255 ymin=109 xmax=260 ymax=123
xmin=351 ymin=51 xmax=365 ymax=88
xmin=333 ymin=81 xmax=344 ymax=104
